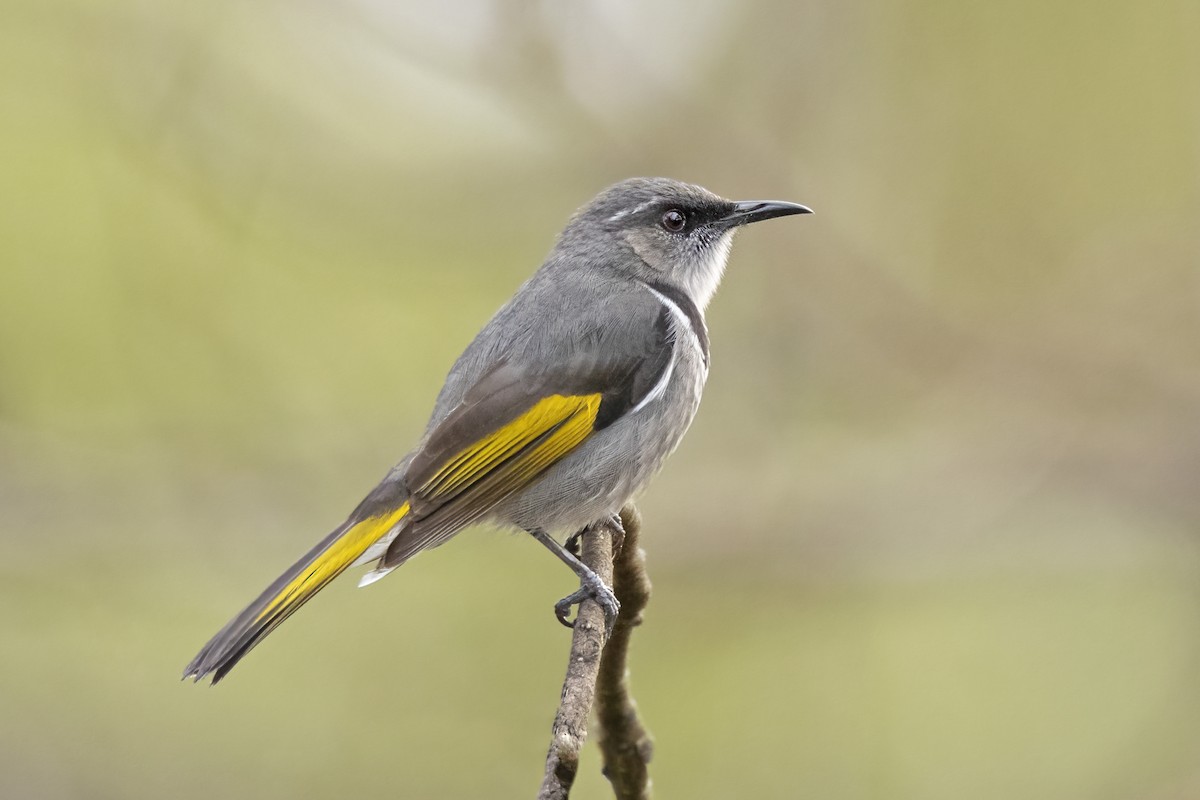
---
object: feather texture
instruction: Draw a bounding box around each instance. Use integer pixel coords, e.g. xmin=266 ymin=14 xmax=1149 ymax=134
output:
xmin=183 ymin=502 xmax=409 ymax=683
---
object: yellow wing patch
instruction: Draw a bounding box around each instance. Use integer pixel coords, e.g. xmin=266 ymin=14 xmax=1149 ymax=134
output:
xmin=256 ymin=502 xmax=410 ymax=622
xmin=420 ymin=393 xmax=602 ymax=499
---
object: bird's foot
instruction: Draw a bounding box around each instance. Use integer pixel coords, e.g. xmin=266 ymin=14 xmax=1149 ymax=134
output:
xmin=554 ymin=569 xmax=620 ymax=639
xmin=565 ymin=513 xmax=626 ymax=558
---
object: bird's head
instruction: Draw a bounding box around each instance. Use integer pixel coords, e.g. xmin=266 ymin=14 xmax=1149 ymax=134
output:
xmin=559 ymin=177 xmax=811 ymax=309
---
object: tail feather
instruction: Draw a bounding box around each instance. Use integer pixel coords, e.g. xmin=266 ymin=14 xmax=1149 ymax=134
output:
xmin=183 ymin=502 xmax=409 ymax=684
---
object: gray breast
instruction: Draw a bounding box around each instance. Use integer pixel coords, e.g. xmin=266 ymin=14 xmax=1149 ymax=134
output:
xmin=495 ymin=284 xmax=710 ymax=534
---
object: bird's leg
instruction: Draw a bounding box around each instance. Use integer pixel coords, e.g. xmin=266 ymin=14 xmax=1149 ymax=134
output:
xmin=565 ymin=513 xmax=625 ymax=558
xmin=527 ymin=527 xmax=620 ymax=637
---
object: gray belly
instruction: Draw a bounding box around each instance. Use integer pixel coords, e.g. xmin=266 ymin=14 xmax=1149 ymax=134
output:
xmin=493 ymin=345 xmax=708 ymax=534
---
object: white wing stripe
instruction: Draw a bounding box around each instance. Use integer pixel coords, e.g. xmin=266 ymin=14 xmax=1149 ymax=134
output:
xmin=630 ymin=280 xmax=706 ymax=415
xmin=631 ymin=343 xmax=675 ymax=415
xmin=640 ymin=282 xmax=701 ymax=353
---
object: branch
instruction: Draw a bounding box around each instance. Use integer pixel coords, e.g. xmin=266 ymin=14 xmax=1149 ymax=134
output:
xmin=536 ymin=506 xmax=654 ymax=799
xmin=596 ymin=505 xmax=653 ymax=799
xmin=537 ymin=518 xmax=616 ymax=799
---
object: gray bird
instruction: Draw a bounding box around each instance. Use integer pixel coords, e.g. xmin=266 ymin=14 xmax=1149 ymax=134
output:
xmin=184 ymin=177 xmax=811 ymax=683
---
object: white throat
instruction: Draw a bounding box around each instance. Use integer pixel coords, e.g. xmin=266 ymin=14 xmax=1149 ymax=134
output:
xmin=685 ymin=230 xmax=735 ymax=310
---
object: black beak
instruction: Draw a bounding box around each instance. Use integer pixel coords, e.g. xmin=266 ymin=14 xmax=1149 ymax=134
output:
xmin=722 ymin=200 xmax=813 ymax=228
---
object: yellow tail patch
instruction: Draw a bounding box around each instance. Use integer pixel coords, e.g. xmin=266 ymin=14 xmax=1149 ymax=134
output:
xmin=256 ymin=502 xmax=410 ymax=622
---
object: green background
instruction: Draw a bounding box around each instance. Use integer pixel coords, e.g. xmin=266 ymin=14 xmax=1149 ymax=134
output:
xmin=3 ymin=1 xmax=1199 ymax=797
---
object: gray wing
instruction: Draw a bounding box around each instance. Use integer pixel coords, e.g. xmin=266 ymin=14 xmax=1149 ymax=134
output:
xmin=376 ymin=279 xmax=676 ymax=569
xmin=422 ymin=271 xmax=675 ymax=431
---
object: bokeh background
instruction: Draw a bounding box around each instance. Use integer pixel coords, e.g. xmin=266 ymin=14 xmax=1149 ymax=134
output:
xmin=3 ymin=1 xmax=1199 ymax=797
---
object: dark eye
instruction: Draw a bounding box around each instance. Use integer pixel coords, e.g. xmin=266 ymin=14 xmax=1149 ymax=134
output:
xmin=660 ymin=209 xmax=686 ymax=233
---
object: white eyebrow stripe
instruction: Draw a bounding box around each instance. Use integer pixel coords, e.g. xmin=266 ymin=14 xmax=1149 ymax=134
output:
xmin=607 ymin=199 xmax=658 ymax=223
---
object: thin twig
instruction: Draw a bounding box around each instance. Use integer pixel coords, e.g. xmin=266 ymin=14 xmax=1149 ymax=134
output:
xmin=537 ymin=519 xmax=616 ymax=800
xmin=596 ymin=505 xmax=653 ymax=799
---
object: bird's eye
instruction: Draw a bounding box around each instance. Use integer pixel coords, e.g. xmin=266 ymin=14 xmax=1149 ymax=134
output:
xmin=660 ymin=209 xmax=686 ymax=233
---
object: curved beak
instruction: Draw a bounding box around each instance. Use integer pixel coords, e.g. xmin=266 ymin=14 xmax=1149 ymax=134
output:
xmin=722 ymin=200 xmax=813 ymax=228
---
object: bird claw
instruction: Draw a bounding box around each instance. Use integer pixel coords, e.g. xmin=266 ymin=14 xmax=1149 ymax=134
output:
xmin=565 ymin=513 xmax=625 ymax=558
xmin=607 ymin=513 xmax=626 ymax=558
xmin=554 ymin=572 xmax=620 ymax=639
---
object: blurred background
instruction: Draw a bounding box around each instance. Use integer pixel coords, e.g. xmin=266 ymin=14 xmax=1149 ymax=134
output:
xmin=2 ymin=1 xmax=1199 ymax=797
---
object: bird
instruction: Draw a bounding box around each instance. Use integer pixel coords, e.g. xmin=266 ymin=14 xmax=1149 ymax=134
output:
xmin=184 ymin=177 xmax=811 ymax=684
